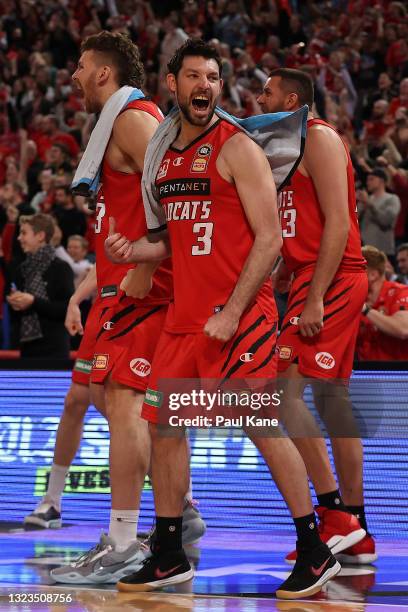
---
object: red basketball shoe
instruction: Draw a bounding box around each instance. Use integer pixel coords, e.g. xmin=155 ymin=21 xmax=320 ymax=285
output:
xmin=285 ymin=507 xmax=366 ymax=565
xmin=336 ymin=533 xmax=377 ymax=564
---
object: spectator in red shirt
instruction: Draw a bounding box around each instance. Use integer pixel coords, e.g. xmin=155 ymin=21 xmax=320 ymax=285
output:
xmin=388 ymin=78 xmax=408 ymax=118
xmin=357 ymin=245 xmax=408 ymax=360
xmin=34 ymin=115 xmax=80 ymax=162
xmin=362 ymin=99 xmax=393 ymax=143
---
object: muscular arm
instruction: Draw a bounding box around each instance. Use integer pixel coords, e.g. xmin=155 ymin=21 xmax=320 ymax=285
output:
xmin=104 ymin=109 xmax=171 ymax=265
xmin=111 ymin=108 xmax=160 ymax=173
xmin=365 ymin=309 xmax=408 ymax=340
xmin=300 ymin=124 xmax=350 ymax=336
xmin=205 ymin=133 xmax=282 ymax=340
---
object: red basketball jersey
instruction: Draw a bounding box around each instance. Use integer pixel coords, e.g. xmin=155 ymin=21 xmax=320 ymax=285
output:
xmin=357 ymin=280 xmax=408 ymax=360
xmin=94 ymin=99 xmax=172 ymax=305
xmin=155 ymin=119 xmax=277 ymax=333
xmin=278 ymin=118 xmax=365 ymax=275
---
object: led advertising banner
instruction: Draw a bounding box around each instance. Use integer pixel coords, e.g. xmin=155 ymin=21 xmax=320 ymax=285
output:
xmin=0 ymin=370 xmax=407 ymax=537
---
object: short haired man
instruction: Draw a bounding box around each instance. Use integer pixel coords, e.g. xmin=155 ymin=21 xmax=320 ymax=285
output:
xmin=357 ymin=245 xmax=408 ymax=360
xmin=106 ymin=39 xmax=340 ymax=600
xmin=358 ymin=168 xmax=401 ymax=259
xmin=257 ymin=68 xmax=372 ymax=565
xmin=39 ymin=31 xmax=202 ymax=586
xmin=396 ymin=243 xmax=408 ymax=285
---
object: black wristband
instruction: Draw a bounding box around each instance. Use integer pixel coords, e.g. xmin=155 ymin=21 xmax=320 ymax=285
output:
xmin=362 ymin=304 xmax=371 ymax=316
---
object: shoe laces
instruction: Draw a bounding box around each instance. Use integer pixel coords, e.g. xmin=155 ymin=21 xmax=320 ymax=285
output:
xmin=142 ymin=522 xmax=156 ymax=551
xmin=72 ymin=541 xmax=111 ymax=568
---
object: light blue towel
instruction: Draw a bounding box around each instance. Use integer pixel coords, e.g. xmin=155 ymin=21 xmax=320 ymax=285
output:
xmin=71 ymin=86 xmax=144 ymax=197
xmin=142 ymin=105 xmax=308 ymax=231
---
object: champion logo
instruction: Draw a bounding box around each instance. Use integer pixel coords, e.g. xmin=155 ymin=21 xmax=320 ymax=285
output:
xmin=290 ymin=316 xmax=299 ymax=326
xmin=173 ymin=156 xmax=184 ymax=166
xmin=315 ymin=351 xmax=335 ymax=370
xmin=130 ymin=358 xmax=151 ymax=377
xmin=240 ymin=353 xmax=254 ymax=363
xmin=310 ymin=557 xmax=330 ymax=577
xmin=154 ymin=564 xmax=182 ymax=579
xmin=103 ymin=321 xmax=114 ymax=330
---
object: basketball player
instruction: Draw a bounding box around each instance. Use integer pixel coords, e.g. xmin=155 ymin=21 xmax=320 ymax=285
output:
xmin=26 ymin=265 xmax=204 ymax=553
xmin=257 ymin=68 xmax=375 ymax=565
xmin=24 ymin=265 xmax=99 ymax=531
xmin=46 ymin=32 xmax=204 ymax=585
xmin=105 ymin=39 xmax=340 ymax=599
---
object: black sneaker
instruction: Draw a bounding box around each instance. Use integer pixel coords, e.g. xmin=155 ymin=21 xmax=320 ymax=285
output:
xmin=275 ymin=542 xmax=341 ymax=600
xmin=24 ymin=502 xmax=62 ymax=529
xmin=143 ymin=500 xmax=206 ymax=549
xmin=116 ymin=549 xmax=193 ymax=592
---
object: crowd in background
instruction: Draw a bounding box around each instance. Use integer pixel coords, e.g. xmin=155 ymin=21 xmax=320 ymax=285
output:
xmin=0 ymin=0 xmax=407 ymax=357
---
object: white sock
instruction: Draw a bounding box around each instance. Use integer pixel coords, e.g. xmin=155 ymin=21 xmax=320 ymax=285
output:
xmin=185 ymin=477 xmax=193 ymax=504
xmin=43 ymin=463 xmax=69 ymax=511
xmin=109 ymin=509 xmax=139 ymax=552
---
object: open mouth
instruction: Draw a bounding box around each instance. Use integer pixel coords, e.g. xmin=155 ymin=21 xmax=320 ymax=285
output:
xmin=192 ymin=95 xmax=210 ymax=112
xmin=74 ymin=82 xmax=84 ymax=98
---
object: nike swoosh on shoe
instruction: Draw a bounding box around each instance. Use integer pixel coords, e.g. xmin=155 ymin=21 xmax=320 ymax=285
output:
xmin=154 ymin=564 xmax=183 ymax=579
xmin=310 ymin=557 xmax=330 ymax=577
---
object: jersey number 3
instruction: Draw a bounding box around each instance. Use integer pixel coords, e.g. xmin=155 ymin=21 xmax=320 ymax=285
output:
xmin=280 ymin=209 xmax=297 ymax=238
xmin=192 ymin=222 xmax=213 ymax=255
xmin=95 ymin=201 xmax=106 ymax=234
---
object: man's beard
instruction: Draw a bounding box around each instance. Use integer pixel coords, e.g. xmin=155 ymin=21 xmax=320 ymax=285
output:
xmin=85 ymin=95 xmax=102 ymax=114
xmin=178 ymin=99 xmax=217 ymax=126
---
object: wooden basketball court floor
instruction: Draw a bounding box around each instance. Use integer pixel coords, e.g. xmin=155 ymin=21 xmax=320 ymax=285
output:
xmin=0 ymin=525 xmax=407 ymax=611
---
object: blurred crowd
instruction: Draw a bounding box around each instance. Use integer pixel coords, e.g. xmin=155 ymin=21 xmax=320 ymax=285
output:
xmin=0 ymin=0 xmax=407 ymax=359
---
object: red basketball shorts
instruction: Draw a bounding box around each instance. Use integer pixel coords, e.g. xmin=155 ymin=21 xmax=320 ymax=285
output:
xmin=142 ymin=302 xmax=278 ymax=424
xmin=277 ymin=270 xmax=368 ymax=380
xmin=72 ymin=298 xmax=104 ymax=386
xmin=90 ymin=296 xmax=168 ymax=392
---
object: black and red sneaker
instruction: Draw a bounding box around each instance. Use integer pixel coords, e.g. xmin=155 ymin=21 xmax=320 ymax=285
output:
xmin=116 ymin=549 xmax=194 ymax=592
xmin=276 ymin=542 xmax=341 ymax=600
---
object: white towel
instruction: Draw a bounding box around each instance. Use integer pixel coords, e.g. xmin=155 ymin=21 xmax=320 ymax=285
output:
xmin=142 ymin=105 xmax=308 ymax=232
xmin=71 ymin=86 xmax=144 ymax=197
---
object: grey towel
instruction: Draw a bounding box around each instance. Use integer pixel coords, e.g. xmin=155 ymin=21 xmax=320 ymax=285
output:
xmin=142 ymin=105 xmax=308 ymax=231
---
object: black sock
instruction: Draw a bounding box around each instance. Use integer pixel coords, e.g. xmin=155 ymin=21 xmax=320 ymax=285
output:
xmin=294 ymin=513 xmax=321 ymax=550
xmin=155 ymin=516 xmax=183 ymax=553
xmin=347 ymin=505 xmax=368 ymax=532
xmin=317 ymin=489 xmax=346 ymax=511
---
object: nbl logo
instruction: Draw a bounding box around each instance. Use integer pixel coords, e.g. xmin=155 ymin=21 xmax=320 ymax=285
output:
xmin=198 ymin=145 xmax=211 ymax=156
